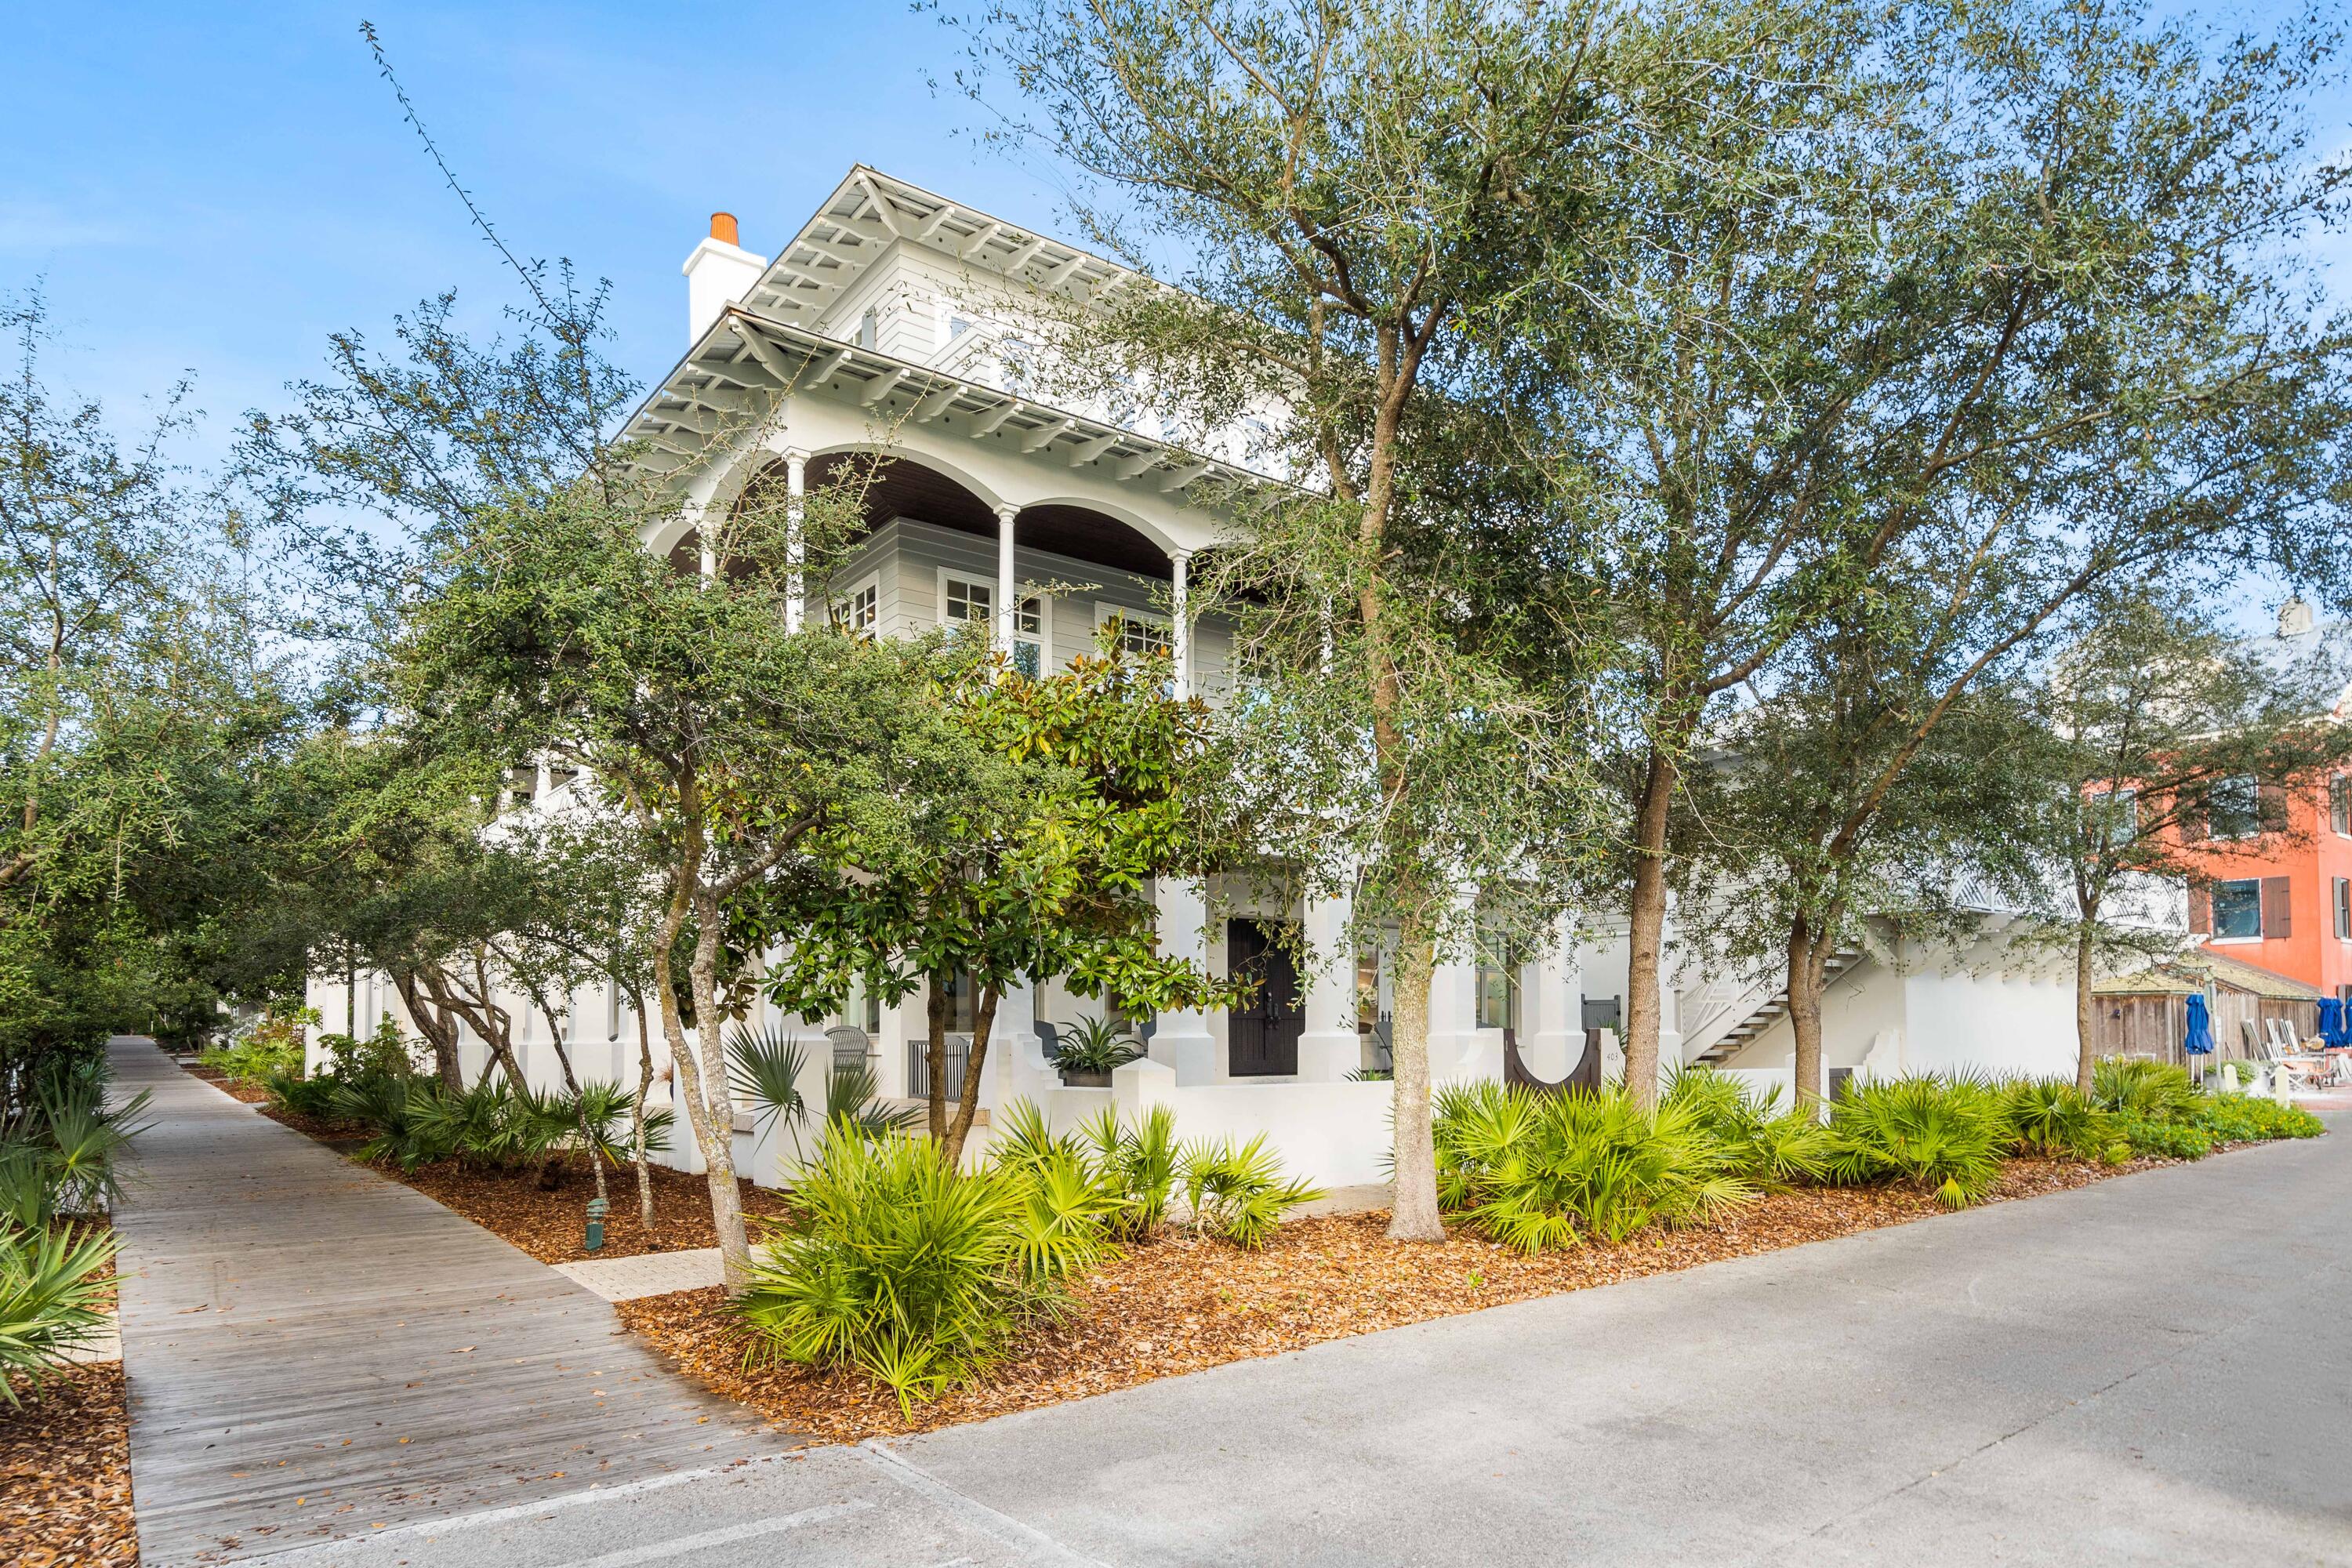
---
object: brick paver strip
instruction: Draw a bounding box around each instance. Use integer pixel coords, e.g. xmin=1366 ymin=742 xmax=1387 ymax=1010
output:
xmin=554 ymin=1247 xmax=727 ymax=1302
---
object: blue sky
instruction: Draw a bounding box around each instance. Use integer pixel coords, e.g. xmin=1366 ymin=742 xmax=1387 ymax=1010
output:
xmin=0 ymin=3 xmax=1080 ymax=451
xmin=2 ymin=2 xmax=2344 ymax=640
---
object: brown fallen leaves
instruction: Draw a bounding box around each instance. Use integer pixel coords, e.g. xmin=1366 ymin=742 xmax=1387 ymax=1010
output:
xmin=0 ymin=1363 xmax=135 ymax=1568
xmin=387 ymin=1157 xmax=794 ymax=1264
xmin=617 ymin=1152 xmax=2157 ymax=1448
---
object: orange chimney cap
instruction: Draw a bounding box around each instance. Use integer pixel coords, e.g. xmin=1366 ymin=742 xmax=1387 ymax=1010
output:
xmin=710 ymin=212 xmax=740 ymax=246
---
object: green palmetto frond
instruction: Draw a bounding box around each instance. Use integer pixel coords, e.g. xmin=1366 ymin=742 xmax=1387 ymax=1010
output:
xmin=0 ymin=1223 xmax=117 ymax=1405
xmin=727 ymin=1025 xmax=812 ymax=1140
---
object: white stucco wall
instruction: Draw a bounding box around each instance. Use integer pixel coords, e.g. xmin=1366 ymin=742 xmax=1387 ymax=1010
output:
xmin=1900 ymin=967 xmax=2078 ymax=1080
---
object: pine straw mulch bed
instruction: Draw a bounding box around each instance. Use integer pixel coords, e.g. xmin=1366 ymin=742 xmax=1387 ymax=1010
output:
xmin=619 ymin=1152 xmax=2169 ymax=1447
xmin=0 ymin=1362 xmax=136 ymax=1567
xmin=383 ymin=1155 xmax=794 ymax=1264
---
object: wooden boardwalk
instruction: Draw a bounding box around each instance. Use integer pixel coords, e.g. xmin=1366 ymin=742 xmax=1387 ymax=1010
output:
xmin=107 ymin=1038 xmax=783 ymax=1566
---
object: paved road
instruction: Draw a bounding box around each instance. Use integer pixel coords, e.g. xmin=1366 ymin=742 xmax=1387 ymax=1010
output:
xmin=272 ymin=1111 xmax=2351 ymax=1568
xmin=106 ymin=1038 xmax=781 ymax=1566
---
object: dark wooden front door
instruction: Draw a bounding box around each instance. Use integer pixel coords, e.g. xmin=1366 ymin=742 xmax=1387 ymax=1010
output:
xmin=1228 ymin=920 xmax=1303 ymax=1076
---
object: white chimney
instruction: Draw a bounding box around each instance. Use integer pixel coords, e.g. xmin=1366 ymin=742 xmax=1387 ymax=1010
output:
xmin=682 ymin=212 xmax=767 ymax=343
xmin=2279 ymin=596 xmax=2315 ymax=637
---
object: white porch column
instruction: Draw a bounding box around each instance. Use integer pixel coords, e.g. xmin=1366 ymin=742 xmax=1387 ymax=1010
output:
xmin=1519 ymin=914 xmax=1580 ymax=1081
xmin=1427 ymin=891 xmax=1501 ymax=1085
xmin=1150 ymin=878 xmax=1219 ymax=1084
xmin=784 ymin=448 xmax=808 ymax=630
xmin=682 ymin=496 xmax=715 ymax=582
xmin=1298 ymin=885 xmax=1359 ymax=1081
xmin=1170 ymin=548 xmax=1192 ymax=698
xmin=996 ymin=503 xmax=1019 ymax=655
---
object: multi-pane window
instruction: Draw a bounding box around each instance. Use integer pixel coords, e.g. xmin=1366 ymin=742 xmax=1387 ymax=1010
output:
xmin=2336 ymin=877 xmax=2350 ymax=941
xmin=2207 ymin=775 xmax=2260 ymax=840
xmin=946 ymin=577 xmax=1045 ymax=671
xmin=2087 ymin=787 xmax=2138 ymax=844
xmin=2332 ymin=775 xmax=2350 ymax=837
xmin=2213 ymin=878 xmax=2264 ymax=939
xmin=1012 ymin=596 xmax=1044 ymax=676
xmin=830 ymin=580 xmax=878 ymax=634
xmin=1474 ymin=936 xmax=1518 ymax=1032
xmin=1104 ymin=612 xmax=1171 ymax=659
xmin=944 ymin=576 xmax=993 ymax=628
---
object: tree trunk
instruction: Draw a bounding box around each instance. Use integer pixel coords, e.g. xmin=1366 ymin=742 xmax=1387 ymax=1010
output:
xmin=1786 ymin=917 xmax=1831 ymax=1118
xmin=631 ymin=995 xmax=656 ymax=1232
xmin=924 ymin=975 xmax=949 ymax=1145
xmin=392 ymin=967 xmax=464 ymax=1091
xmin=683 ymin=899 xmax=750 ymax=1290
xmin=942 ymin=985 xmax=999 ymax=1167
xmin=1385 ymin=924 xmax=1444 ymax=1242
xmin=535 ymin=996 xmax=608 ymax=1210
xmin=648 ymin=801 xmax=751 ymax=1291
xmin=2074 ymin=922 xmax=2100 ymax=1097
xmin=1622 ymin=746 xmax=1677 ymax=1110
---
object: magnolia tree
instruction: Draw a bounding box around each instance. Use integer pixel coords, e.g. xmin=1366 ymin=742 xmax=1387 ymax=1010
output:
xmin=764 ymin=638 xmax=1245 ymax=1165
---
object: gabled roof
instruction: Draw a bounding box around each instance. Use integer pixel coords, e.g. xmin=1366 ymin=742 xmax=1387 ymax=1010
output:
xmin=732 ymin=165 xmax=1140 ymax=332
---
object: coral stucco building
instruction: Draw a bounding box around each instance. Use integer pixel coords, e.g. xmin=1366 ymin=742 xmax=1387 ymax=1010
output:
xmin=2183 ymin=604 xmax=2352 ymax=1005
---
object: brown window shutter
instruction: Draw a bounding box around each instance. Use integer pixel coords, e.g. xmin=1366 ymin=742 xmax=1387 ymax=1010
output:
xmin=2259 ymin=781 xmax=2288 ymax=833
xmin=2189 ymin=885 xmax=2211 ymax=935
xmin=2181 ymin=794 xmax=2206 ymax=841
xmin=2261 ymin=875 xmax=2292 ymax=938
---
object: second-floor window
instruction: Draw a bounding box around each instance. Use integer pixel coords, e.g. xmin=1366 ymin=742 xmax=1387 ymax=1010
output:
xmin=1100 ymin=608 xmax=1171 ymax=660
xmin=2336 ymin=877 xmax=2350 ymax=941
xmin=2212 ymin=877 xmax=2263 ymax=938
xmin=2332 ymin=775 xmax=2350 ymax=837
xmin=944 ymin=575 xmax=992 ymax=630
xmin=2087 ymin=787 xmax=2137 ymax=844
xmin=2207 ymin=775 xmax=2260 ymax=840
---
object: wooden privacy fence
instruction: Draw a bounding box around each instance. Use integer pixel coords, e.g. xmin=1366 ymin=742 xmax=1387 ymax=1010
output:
xmin=2092 ymin=991 xmax=2321 ymax=1065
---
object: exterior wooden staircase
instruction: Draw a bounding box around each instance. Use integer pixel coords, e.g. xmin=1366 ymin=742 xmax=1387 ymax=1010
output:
xmin=1685 ymin=948 xmax=1866 ymax=1066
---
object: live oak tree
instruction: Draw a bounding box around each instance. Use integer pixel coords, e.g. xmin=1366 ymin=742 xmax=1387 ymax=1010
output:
xmin=949 ymin=0 xmax=1647 ymax=1240
xmin=393 ymin=493 xmax=985 ymax=1291
xmin=1501 ymin=0 xmax=2352 ymax=1103
xmin=2019 ymin=584 xmax=2352 ymax=1091
xmin=1682 ymin=576 xmax=2055 ymax=1111
xmin=1488 ymin=0 xmax=1927 ymax=1105
xmin=0 ymin=292 xmax=308 ymax=1080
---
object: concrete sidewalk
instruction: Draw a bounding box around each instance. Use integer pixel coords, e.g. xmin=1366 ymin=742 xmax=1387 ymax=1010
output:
xmin=105 ymin=1037 xmax=782 ymax=1566
xmin=279 ymin=1116 xmax=2350 ymax=1567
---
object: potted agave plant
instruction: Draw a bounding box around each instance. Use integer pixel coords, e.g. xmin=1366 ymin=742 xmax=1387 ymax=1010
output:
xmin=1055 ymin=1014 xmax=1143 ymax=1087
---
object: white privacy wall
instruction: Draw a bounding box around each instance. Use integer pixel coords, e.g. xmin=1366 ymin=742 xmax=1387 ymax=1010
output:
xmin=1900 ymin=967 xmax=2078 ymax=1080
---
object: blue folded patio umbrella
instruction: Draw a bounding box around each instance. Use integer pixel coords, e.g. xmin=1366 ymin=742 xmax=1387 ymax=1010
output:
xmin=2183 ymin=992 xmax=2215 ymax=1056
xmin=2321 ymin=996 xmax=2349 ymax=1050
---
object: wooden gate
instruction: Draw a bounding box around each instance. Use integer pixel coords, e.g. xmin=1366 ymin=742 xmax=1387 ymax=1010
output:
xmin=1227 ymin=920 xmax=1303 ymax=1076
